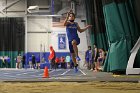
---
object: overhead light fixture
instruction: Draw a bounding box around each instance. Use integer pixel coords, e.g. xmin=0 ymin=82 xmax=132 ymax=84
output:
xmin=27 ymin=5 xmax=39 ymax=13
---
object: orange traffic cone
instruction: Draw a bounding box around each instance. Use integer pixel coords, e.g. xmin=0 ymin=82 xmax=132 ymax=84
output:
xmin=43 ymin=66 xmax=49 ymax=78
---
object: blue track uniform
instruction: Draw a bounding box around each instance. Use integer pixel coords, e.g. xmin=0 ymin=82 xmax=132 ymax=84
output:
xmin=66 ymin=22 xmax=80 ymax=53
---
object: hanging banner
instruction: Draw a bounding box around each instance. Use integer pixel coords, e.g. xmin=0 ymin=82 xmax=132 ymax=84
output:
xmin=58 ymin=34 xmax=66 ymax=49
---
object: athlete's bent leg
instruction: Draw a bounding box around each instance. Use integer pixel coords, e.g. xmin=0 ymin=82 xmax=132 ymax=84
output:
xmin=72 ymin=40 xmax=78 ymax=57
xmin=72 ymin=40 xmax=81 ymax=61
xmin=71 ymin=53 xmax=76 ymax=66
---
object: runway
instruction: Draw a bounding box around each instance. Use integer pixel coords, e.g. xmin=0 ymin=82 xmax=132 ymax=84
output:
xmin=0 ymin=68 xmax=91 ymax=81
xmin=0 ymin=68 xmax=140 ymax=82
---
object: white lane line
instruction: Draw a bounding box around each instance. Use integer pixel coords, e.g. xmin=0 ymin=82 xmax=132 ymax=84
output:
xmin=3 ymin=75 xmax=16 ymax=77
xmin=49 ymin=69 xmax=56 ymax=73
xmin=23 ymin=73 xmax=27 ymax=74
xmin=16 ymin=74 xmax=22 ymax=75
xmin=3 ymin=73 xmax=9 ymax=74
xmin=39 ymin=74 xmax=43 ymax=75
xmin=55 ymin=69 xmax=62 ymax=71
xmin=20 ymin=72 xmax=37 ymax=74
xmin=61 ymin=69 xmax=71 ymax=75
xmin=79 ymin=69 xmax=86 ymax=75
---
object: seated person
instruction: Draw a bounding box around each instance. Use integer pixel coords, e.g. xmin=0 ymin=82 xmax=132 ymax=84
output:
xmin=95 ymin=48 xmax=105 ymax=71
xmin=55 ymin=57 xmax=60 ymax=69
xmin=60 ymin=56 xmax=66 ymax=69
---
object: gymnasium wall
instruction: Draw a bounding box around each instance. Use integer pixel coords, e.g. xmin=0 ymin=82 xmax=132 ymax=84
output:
xmin=27 ymin=16 xmax=52 ymax=52
xmin=0 ymin=0 xmax=88 ymax=68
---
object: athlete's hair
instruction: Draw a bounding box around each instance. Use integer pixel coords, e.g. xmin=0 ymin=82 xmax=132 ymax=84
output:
xmin=69 ymin=12 xmax=75 ymax=18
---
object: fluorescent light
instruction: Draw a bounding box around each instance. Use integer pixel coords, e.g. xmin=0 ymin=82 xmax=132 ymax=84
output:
xmin=27 ymin=5 xmax=39 ymax=13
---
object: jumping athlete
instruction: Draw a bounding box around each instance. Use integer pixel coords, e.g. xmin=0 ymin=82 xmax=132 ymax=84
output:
xmin=63 ymin=10 xmax=92 ymax=72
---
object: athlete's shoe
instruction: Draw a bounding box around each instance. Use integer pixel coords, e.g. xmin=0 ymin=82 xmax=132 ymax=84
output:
xmin=74 ymin=64 xmax=79 ymax=73
xmin=76 ymin=56 xmax=81 ymax=61
xmin=74 ymin=67 xmax=78 ymax=73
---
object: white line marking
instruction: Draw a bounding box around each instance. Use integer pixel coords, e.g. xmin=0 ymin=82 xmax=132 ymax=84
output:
xmin=23 ymin=73 xmax=27 ymax=74
xmin=3 ymin=73 xmax=9 ymax=74
xmin=49 ymin=69 xmax=55 ymax=73
xmin=61 ymin=69 xmax=71 ymax=75
xmin=79 ymin=69 xmax=86 ymax=75
xmin=3 ymin=75 xmax=16 ymax=77
xmin=21 ymin=72 xmax=37 ymax=74
xmin=56 ymin=69 xmax=62 ymax=71
xmin=16 ymin=74 xmax=21 ymax=75
xmin=39 ymin=74 xmax=43 ymax=75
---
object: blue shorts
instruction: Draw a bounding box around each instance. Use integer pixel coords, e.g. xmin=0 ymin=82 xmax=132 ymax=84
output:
xmin=69 ymin=38 xmax=80 ymax=53
xmin=85 ymin=58 xmax=89 ymax=62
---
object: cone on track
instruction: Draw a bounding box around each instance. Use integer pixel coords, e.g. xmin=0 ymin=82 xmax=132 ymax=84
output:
xmin=42 ymin=66 xmax=49 ymax=78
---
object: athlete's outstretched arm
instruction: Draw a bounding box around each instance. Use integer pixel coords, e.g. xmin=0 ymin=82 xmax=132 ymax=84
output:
xmin=64 ymin=9 xmax=73 ymax=26
xmin=63 ymin=12 xmax=71 ymax=26
xmin=63 ymin=13 xmax=68 ymax=26
xmin=77 ymin=23 xmax=92 ymax=33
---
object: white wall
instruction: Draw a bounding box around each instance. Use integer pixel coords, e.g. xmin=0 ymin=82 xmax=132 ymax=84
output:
xmin=27 ymin=33 xmax=49 ymax=52
xmin=7 ymin=0 xmax=25 ymax=11
xmin=27 ymin=16 xmax=52 ymax=52
xmin=0 ymin=0 xmax=25 ymax=17
xmin=27 ymin=16 xmax=52 ymax=32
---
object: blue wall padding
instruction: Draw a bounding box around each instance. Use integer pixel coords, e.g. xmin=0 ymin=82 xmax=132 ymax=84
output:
xmin=26 ymin=52 xmax=69 ymax=63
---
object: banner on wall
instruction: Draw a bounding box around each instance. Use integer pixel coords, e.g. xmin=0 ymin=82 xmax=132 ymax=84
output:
xmin=58 ymin=34 xmax=66 ymax=49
